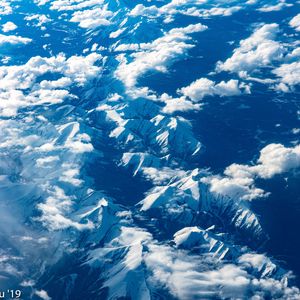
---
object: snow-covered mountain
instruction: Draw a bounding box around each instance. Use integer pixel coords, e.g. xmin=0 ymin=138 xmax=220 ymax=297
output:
xmin=0 ymin=0 xmax=300 ymax=299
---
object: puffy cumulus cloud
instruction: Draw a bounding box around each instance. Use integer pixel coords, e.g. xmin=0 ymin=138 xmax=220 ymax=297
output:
xmin=142 ymin=166 xmax=187 ymax=185
xmin=115 ymin=24 xmax=207 ymax=88
xmin=130 ymin=1 xmax=206 ymax=17
xmin=0 ymin=0 xmax=12 ymax=15
xmin=250 ymin=143 xmax=300 ymax=178
xmin=24 ymin=14 xmax=51 ymax=29
xmin=202 ymin=174 xmax=266 ymax=201
xmin=257 ymin=0 xmax=293 ymax=12
xmin=186 ymin=5 xmax=242 ymax=18
xmin=273 ymin=61 xmax=300 ymax=91
xmin=178 ymin=78 xmax=250 ymax=101
xmin=203 ymin=143 xmax=300 ymax=200
xmin=2 ymin=21 xmax=17 ymax=32
xmin=49 ymin=0 xmax=113 ymax=30
xmin=62 ymin=53 xmax=102 ymax=84
xmin=59 ymin=167 xmax=83 ymax=186
xmin=35 ymin=290 xmax=51 ymax=300
xmin=161 ymin=94 xmax=202 ymax=114
xmin=129 ymin=76 xmax=250 ymax=114
xmin=217 ymin=24 xmax=284 ymax=76
xmin=50 ymin=0 xmax=101 ymax=11
xmin=130 ymin=0 xmax=242 ymax=21
xmin=39 ymin=77 xmax=72 ymax=89
xmin=0 ymin=53 xmax=101 ymax=116
xmin=289 ymin=13 xmax=300 ymax=31
xmin=70 ymin=6 xmax=112 ymax=29
xmin=37 ymin=186 xmax=94 ymax=230
xmin=158 ymin=78 xmax=250 ymax=114
xmin=0 ymin=33 xmax=31 ymax=46
xmin=145 ymin=244 xmax=300 ymax=299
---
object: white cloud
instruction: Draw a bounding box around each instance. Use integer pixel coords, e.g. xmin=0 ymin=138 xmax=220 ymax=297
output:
xmin=37 ymin=186 xmax=94 ymax=231
xmin=189 ymin=6 xmax=242 ymax=18
xmin=25 ymin=14 xmax=51 ymax=29
xmin=87 ymin=223 xmax=300 ymax=299
xmin=35 ymin=290 xmax=51 ymax=300
xmin=289 ymin=13 xmax=300 ymax=31
xmin=50 ymin=0 xmax=101 ymax=11
xmin=109 ymin=28 xmax=126 ymax=39
xmin=0 ymin=53 xmax=101 ymax=116
xmin=49 ymin=0 xmax=113 ymax=30
xmin=157 ymin=78 xmax=250 ymax=114
xmin=161 ymin=94 xmax=202 ymax=114
xmin=0 ymin=34 xmax=31 ymax=46
xmin=0 ymin=0 xmax=12 ymax=15
xmin=2 ymin=21 xmax=17 ymax=32
xmin=145 ymin=244 xmax=300 ymax=299
xmin=34 ymin=0 xmax=50 ymax=5
xmin=130 ymin=1 xmax=242 ymax=20
xmin=39 ymin=77 xmax=72 ymax=89
xmin=273 ymin=61 xmax=300 ymax=91
xmin=250 ymin=143 xmax=300 ymax=178
xmin=36 ymin=156 xmax=60 ymax=168
xmin=204 ymin=143 xmax=300 ymax=200
xmin=178 ymin=78 xmax=249 ymax=101
xmin=258 ymin=1 xmax=293 ymax=12
xmin=115 ymin=24 xmax=207 ymax=88
xmin=59 ymin=168 xmax=83 ymax=186
xmin=217 ymin=24 xmax=284 ymax=76
xmin=130 ymin=1 xmax=206 ymax=18
xmin=70 ymin=6 xmax=112 ymax=29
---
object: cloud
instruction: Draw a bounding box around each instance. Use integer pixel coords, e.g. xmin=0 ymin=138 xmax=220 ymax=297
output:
xmin=274 ymin=61 xmax=300 ymax=90
xmin=289 ymin=13 xmax=300 ymax=31
xmin=250 ymin=143 xmax=300 ymax=178
xmin=257 ymin=1 xmax=293 ymax=12
xmin=35 ymin=290 xmax=51 ymax=300
xmin=204 ymin=143 xmax=300 ymax=200
xmin=115 ymin=24 xmax=207 ymax=88
xmin=24 ymin=14 xmax=51 ymax=29
xmin=37 ymin=185 xmax=94 ymax=231
xmin=178 ymin=78 xmax=249 ymax=101
xmin=2 ymin=21 xmax=17 ymax=32
xmin=39 ymin=77 xmax=72 ymax=89
xmin=130 ymin=1 xmax=242 ymax=20
xmin=0 ymin=0 xmax=12 ymax=15
xmin=88 ymin=223 xmax=300 ymax=300
xmin=217 ymin=24 xmax=284 ymax=76
xmin=34 ymin=0 xmax=50 ymax=5
xmin=0 ymin=34 xmax=31 ymax=46
xmin=59 ymin=166 xmax=83 ymax=186
xmin=0 ymin=53 xmax=101 ymax=116
xmin=157 ymin=78 xmax=250 ymax=114
xmin=145 ymin=244 xmax=300 ymax=299
xmin=70 ymin=6 xmax=112 ymax=29
xmin=161 ymin=94 xmax=203 ymax=114
xmin=49 ymin=0 xmax=113 ymax=30
xmin=0 ymin=114 xmax=96 ymax=233
xmin=50 ymin=0 xmax=101 ymax=11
